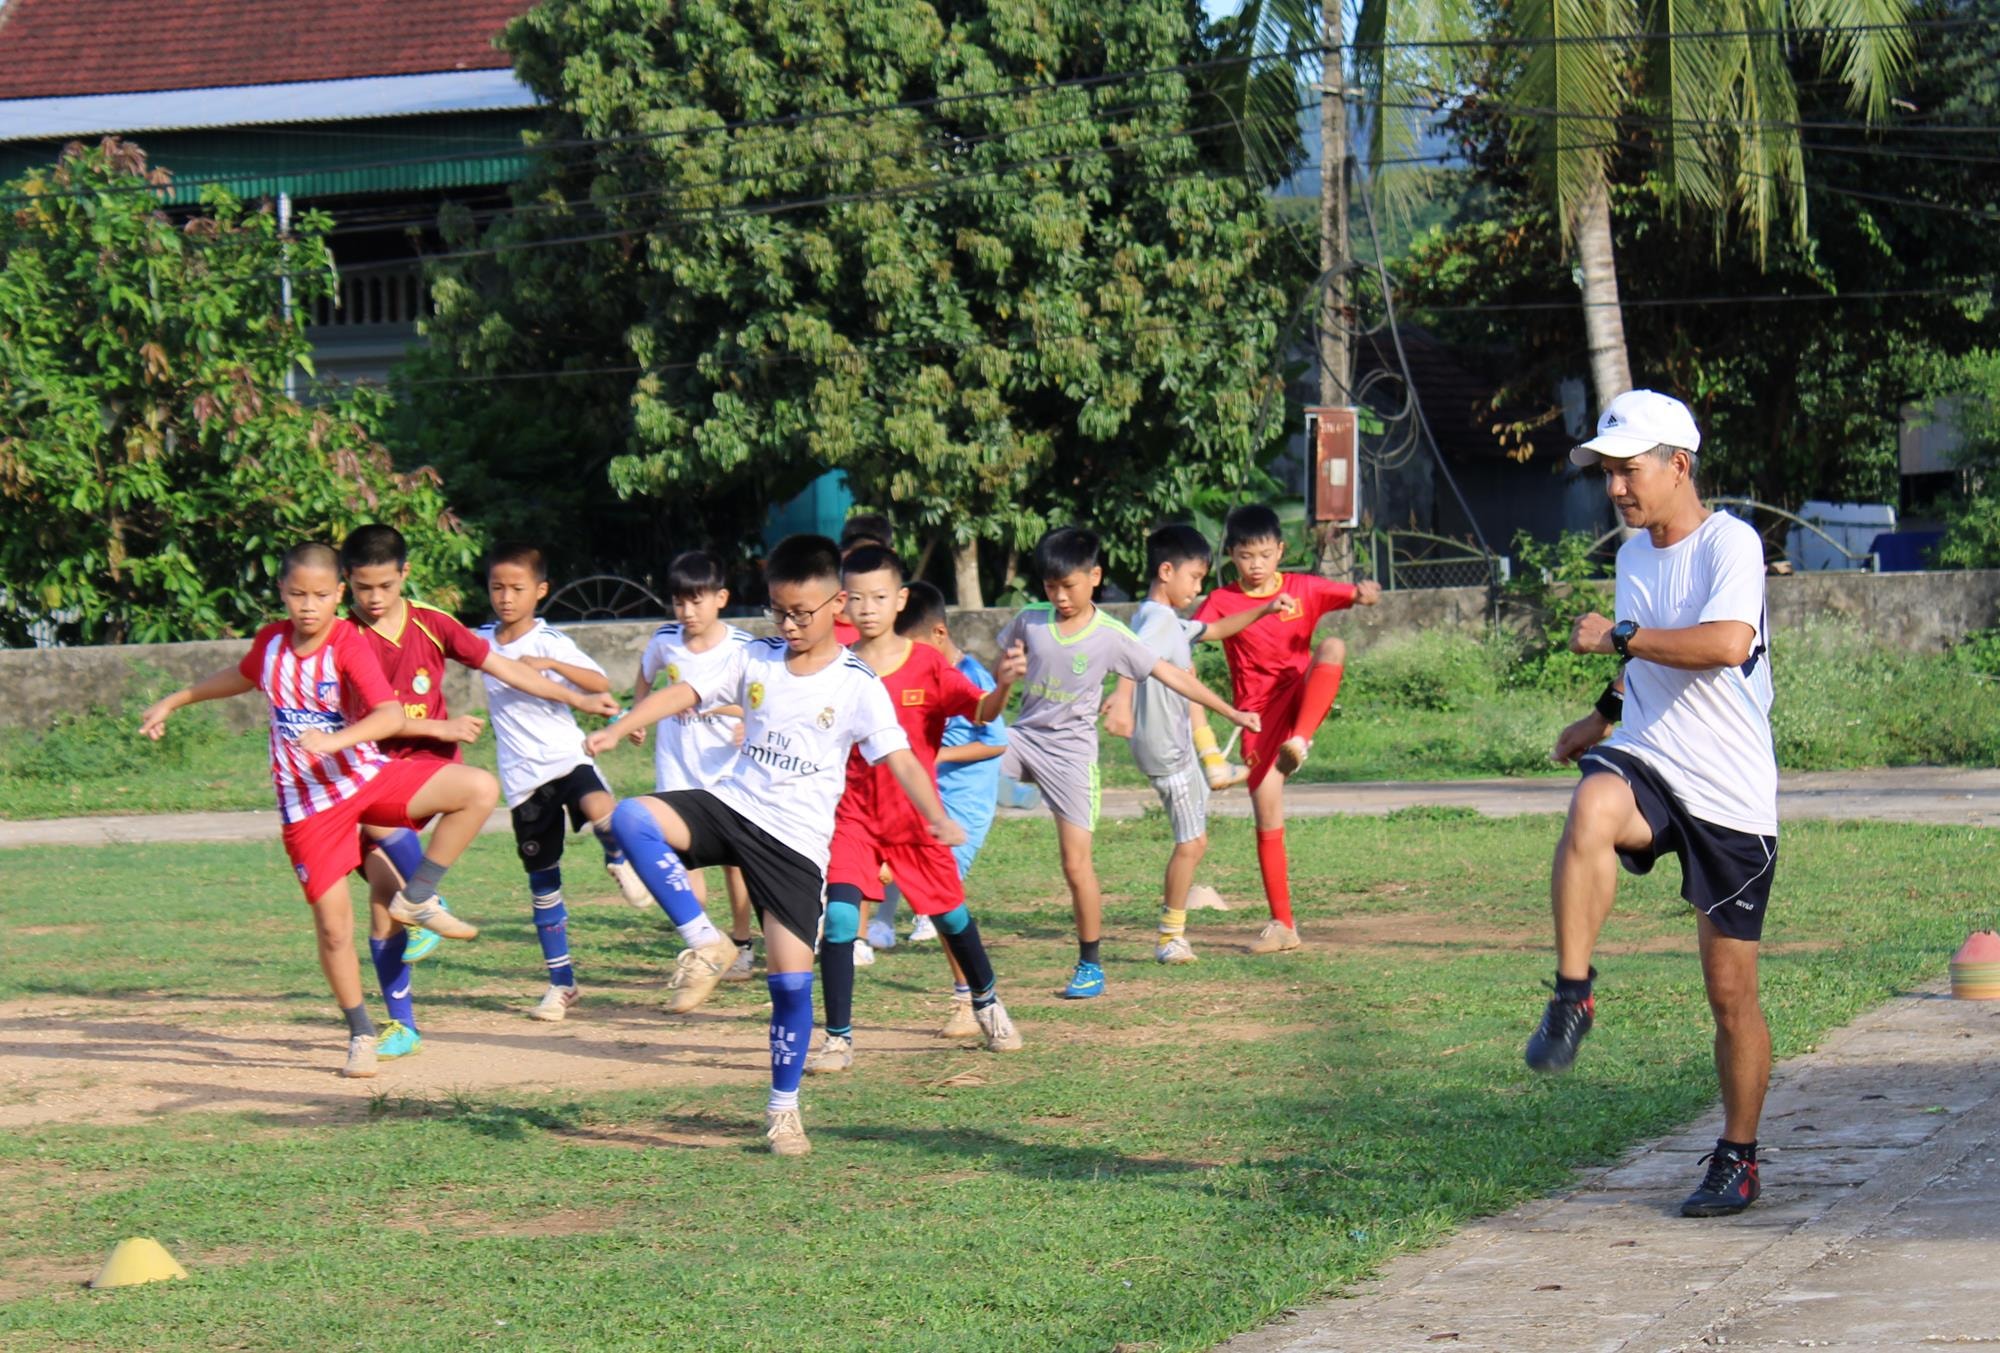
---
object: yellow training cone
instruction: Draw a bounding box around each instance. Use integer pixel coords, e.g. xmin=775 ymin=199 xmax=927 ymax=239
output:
xmin=89 ymin=1237 xmax=188 ymax=1289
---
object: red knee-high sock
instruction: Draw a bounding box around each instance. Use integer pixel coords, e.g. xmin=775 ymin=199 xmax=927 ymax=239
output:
xmin=1256 ymin=827 xmax=1293 ymax=927
xmin=1291 ymin=662 xmax=1345 ymax=742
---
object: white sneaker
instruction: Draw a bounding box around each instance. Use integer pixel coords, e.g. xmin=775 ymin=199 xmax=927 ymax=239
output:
xmin=1155 ymin=935 xmax=1198 ymax=965
xmin=386 ymin=891 xmax=478 ymax=941
xmin=908 ymin=914 xmax=937 ymax=943
xmin=853 ymin=939 xmax=876 ymax=968
xmin=528 ymin=983 xmax=580 ymax=1022
xmin=722 ymin=944 xmax=755 ymax=982
xmin=606 ymin=859 xmax=653 ymax=909
xmin=765 ymin=1108 xmax=811 ymax=1156
xmin=975 ymin=999 xmax=1024 ymax=1053
xmin=938 ymin=995 xmax=981 ymax=1039
xmin=865 ymin=919 xmax=897 ymax=951
xmin=807 ymin=1033 xmax=854 ymax=1074
xmin=341 ymin=1033 xmax=378 ymax=1078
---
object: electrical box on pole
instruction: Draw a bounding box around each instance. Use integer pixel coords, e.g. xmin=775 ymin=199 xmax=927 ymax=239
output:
xmin=1306 ymin=405 xmax=1359 ymax=527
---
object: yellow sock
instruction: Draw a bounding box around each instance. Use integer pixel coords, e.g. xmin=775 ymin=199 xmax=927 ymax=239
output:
xmin=1193 ymin=722 xmax=1230 ymax=779
xmin=1158 ymin=906 xmax=1187 ymax=939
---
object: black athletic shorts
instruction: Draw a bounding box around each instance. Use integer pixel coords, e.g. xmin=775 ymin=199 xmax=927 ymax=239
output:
xmin=511 ymin=763 xmax=612 ymax=868
xmin=1579 ymin=746 xmax=1777 ymax=942
xmin=650 ymin=789 xmax=825 ymax=948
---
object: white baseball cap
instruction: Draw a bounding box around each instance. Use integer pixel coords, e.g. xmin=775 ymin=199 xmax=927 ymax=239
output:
xmin=1570 ymin=389 xmax=1702 ymax=467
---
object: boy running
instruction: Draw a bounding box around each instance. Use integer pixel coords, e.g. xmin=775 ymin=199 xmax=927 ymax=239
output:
xmin=987 ymin=526 xmax=1259 ymax=999
xmin=585 ymin=534 xmax=967 ymax=1156
xmin=473 ymin=542 xmax=640 ymax=1022
xmin=811 ymin=548 xmax=1023 ymax=1072
xmin=1193 ymin=504 xmax=1380 ymax=954
xmin=339 ymin=525 xmax=624 ymax=1053
xmin=633 ymin=549 xmax=758 ymax=984
xmin=1107 ymin=525 xmax=1286 ymax=964
xmin=138 ymin=542 xmax=499 ymax=1078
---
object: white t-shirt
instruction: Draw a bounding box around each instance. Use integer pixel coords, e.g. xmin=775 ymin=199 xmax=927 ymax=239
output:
xmin=639 ymin=621 xmax=752 ymax=792
xmin=1604 ymin=511 xmax=1777 ymax=836
xmin=687 ymin=636 xmax=910 ymax=872
xmin=475 ymin=619 xmax=605 ymax=807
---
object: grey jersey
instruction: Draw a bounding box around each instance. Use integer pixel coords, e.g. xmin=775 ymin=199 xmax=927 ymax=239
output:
xmin=1129 ymin=600 xmax=1204 ymax=776
xmin=995 ymin=603 xmax=1156 ymax=762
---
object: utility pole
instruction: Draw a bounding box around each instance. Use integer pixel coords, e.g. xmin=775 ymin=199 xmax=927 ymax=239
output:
xmin=1316 ymin=0 xmax=1353 ymax=577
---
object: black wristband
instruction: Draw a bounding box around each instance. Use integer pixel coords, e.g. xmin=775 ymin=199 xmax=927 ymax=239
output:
xmin=1594 ymin=684 xmax=1623 ymax=724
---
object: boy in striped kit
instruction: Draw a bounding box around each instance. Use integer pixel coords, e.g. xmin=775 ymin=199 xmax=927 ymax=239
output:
xmin=139 ymin=542 xmax=500 ymax=1078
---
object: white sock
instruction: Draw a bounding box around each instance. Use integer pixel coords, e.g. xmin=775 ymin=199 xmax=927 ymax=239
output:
xmin=767 ymin=1087 xmax=800 ymax=1113
xmin=677 ymin=914 xmax=724 ymax=948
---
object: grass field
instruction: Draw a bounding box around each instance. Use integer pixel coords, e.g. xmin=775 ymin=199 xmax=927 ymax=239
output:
xmin=1 ymin=813 xmax=1993 ymax=1350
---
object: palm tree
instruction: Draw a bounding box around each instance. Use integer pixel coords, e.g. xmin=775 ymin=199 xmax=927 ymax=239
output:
xmin=1508 ymin=0 xmax=1916 ymax=407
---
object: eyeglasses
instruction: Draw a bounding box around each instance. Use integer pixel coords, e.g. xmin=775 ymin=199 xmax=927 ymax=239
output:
xmin=766 ymin=593 xmax=842 ymax=629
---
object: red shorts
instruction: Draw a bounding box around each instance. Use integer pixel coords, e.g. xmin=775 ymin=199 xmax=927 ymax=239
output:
xmin=282 ymin=759 xmax=445 ymax=903
xmin=1243 ymin=678 xmax=1305 ymax=792
xmin=352 ymin=748 xmax=455 ymax=876
xmin=826 ymin=816 xmax=965 ymax=916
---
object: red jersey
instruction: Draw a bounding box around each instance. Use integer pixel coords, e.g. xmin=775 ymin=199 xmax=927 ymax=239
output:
xmin=836 ymin=641 xmax=982 ymax=843
xmin=238 ymin=620 xmax=398 ymax=824
xmin=352 ymin=602 xmax=491 ymax=761
xmin=833 ymin=618 xmax=861 ymax=646
xmin=1193 ymin=572 xmax=1358 ymax=709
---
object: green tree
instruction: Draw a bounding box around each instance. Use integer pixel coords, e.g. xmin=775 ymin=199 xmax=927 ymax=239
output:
xmin=410 ymin=0 xmax=1298 ymax=599
xmin=0 ymin=139 xmax=477 ymax=646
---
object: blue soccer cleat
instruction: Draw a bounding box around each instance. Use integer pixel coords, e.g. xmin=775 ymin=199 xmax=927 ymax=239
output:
xmin=1062 ymin=960 xmax=1106 ymax=1000
xmin=376 ymin=1020 xmax=422 ymax=1060
xmin=401 ymin=926 xmax=442 ymax=964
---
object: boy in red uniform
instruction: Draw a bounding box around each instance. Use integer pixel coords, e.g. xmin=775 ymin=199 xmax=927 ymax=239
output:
xmin=338 ymin=525 xmax=623 ymax=1058
xmin=138 ymin=542 xmax=501 ymax=1078
xmin=810 ymin=545 xmax=1023 ymax=1071
xmin=1192 ymin=504 xmax=1381 ymax=953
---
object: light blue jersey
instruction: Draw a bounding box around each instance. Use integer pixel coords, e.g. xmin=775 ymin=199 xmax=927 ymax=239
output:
xmin=940 ymin=653 xmax=1006 ymax=874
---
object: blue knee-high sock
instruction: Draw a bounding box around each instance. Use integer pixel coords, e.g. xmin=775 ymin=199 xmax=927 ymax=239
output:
xmin=593 ymin=820 xmax=627 ymax=868
xmin=821 ymin=886 xmax=863 ymax=1039
xmin=369 ymin=932 xmax=417 ymax=1031
xmin=529 ymin=866 xmax=575 ymax=988
xmin=934 ymin=904 xmax=997 ymax=1007
xmin=375 ymin=828 xmax=425 ymax=886
xmin=610 ymin=799 xmax=721 ymax=945
xmin=767 ymin=970 xmax=815 ymax=1110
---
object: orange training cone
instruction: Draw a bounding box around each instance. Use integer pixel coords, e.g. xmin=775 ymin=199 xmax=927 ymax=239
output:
xmin=88 ymin=1237 xmax=188 ymax=1289
xmin=1950 ymin=930 xmax=2000 ymax=1001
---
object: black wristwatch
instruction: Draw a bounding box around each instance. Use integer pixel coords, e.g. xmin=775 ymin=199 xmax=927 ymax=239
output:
xmin=1610 ymin=619 xmax=1639 ymax=659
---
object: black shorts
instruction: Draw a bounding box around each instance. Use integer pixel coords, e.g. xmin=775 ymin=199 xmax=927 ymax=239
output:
xmin=651 ymin=789 xmax=825 ymax=948
xmin=1580 ymin=746 xmax=1777 ymax=942
xmin=511 ymin=763 xmax=613 ymax=868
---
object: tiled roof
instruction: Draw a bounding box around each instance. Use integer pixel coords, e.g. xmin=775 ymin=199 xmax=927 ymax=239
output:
xmin=0 ymin=0 xmax=533 ymax=101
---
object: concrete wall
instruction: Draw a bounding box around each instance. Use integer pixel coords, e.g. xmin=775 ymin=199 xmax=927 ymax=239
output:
xmin=7 ymin=569 xmax=1999 ymax=732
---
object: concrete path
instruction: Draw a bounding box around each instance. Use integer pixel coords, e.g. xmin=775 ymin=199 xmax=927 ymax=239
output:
xmin=6 ymin=766 xmax=1998 ymax=849
xmin=1223 ymin=985 xmax=2000 ymax=1353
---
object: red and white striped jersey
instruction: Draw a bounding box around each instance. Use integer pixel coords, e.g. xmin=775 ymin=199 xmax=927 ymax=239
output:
xmin=237 ymin=620 xmax=399 ymax=823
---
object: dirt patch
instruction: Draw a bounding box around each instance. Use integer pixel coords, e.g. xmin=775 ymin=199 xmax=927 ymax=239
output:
xmin=387 ymin=1203 xmax=630 ymax=1239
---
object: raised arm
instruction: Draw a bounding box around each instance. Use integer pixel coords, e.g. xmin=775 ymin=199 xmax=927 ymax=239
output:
xmin=297 ymin=700 xmax=406 ymax=757
xmin=882 ymin=748 xmax=968 ymax=847
xmin=138 ymin=665 xmax=256 ymax=739
xmin=483 ymin=651 xmax=619 ymax=716
xmin=584 ymin=681 xmax=702 ymax=755
xmin=403 ymin=714 xmax=486 ymax=745
xmin=1148 ymin=659 xmax=1259 ymax=731
xmin=1570 ymin=613 xmax=1755 ymax=671
xmin=976 ymin=640 xmax=1027 ymax=723
xmin=936 ymin=742 xmax=1006 ymax=766
xmin=515 ymin=653 xmax=613 ymax=694
xmin=1194 ymin=595 xmax=1284 ymax=643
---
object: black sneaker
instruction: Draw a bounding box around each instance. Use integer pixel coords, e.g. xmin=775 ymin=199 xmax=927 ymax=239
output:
xmin=1681 ymin=1149 xmax=1760 ymax=1216
xmin=1524 ymin=991 xmax=1594 ymax=1073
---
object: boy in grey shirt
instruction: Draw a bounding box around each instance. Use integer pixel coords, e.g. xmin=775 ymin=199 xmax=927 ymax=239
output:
xmin=1109 ymin=526 xmax=1285 ymax=964
xmin=989 ymin=526 xmax=1259 ymax=999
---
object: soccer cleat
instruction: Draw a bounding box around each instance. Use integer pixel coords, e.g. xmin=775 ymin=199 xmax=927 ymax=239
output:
xmin=722 ymin=944 xmax=755 ymax=982
xmin=1206 ymin=761 xmax=1252 ymax=791
xmin=1248 ymin=921 xmax=1302 ymax=955
xmin=1062 ymin=959 xmax=1106 ymax=999
xmin=528 ymin=983 xmax=580 ymax=1023
xmin=765 ymin=1108 xmax=811 ymax=1156
xmin=806 ymin=1033 xmax=854 ymax=1075
xmin=341 ymin=1033 xmax=379 ymax=1078
xmin=387 ymin=892 xmax=478 ymax=941
xmin=375 ymin=1020 xmax=421 ymax=1059
xmin=1155 ymin=935 xmax=1198 ymax=965
xmin=908 ymin=914 xmax=937 ymax=943
xmin=865 ymin=919 xmax=897 ymax=951
xmin=662 ymin=937 xmax=742 ymax=1014
xmin=975 ymin=1000 xmax=1024 ymax=1052
xmin=1681 ymin=1149 xmax=1760 ymax=1217
xmin=606 ymin=858 xmax=654 ymax=909
xmin=938 ymin=995 xmax=982 ymax=1039
xmin=1275 ymin=736 xmax=1311 ymax=777
xmin=853 ymin=939 xmax=876 ymax=968
xmin=401 ymin=926 xmax=442 ymax=964
xmin=1524 ymin=991 xmax=1596 ymax=1073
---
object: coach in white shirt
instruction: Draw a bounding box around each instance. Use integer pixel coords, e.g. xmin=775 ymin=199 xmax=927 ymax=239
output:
xmin=1525 ymin=389 xmax=1778 ymax=1220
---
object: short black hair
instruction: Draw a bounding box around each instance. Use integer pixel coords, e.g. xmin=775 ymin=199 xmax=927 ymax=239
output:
xmin=488 ymin=541 xmax=548 ymax=582
xmin=1146 ymin=523 xmax=1212 ymax=577
xmin=764 ymin=534 xmax=843 ymax=590
xmin=339 ymin=523 xmax=407 ymax=573
xmin=280 ymin=541 xmax=339 ymax=579
xmin=665 ymin=549 xmax=728 ymax=600
xmin=896 ymin=580 xmax=949 ymax=636
xmin=841 ymin=543 xmax=906 ymax=584
xmin=1034 ymin=525 xmax=1101 ymax=581
xmin=839 ymin=512 xmax=893 ymax=553
xmin=1223 ymin=503 xmax=1285 ymax=552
